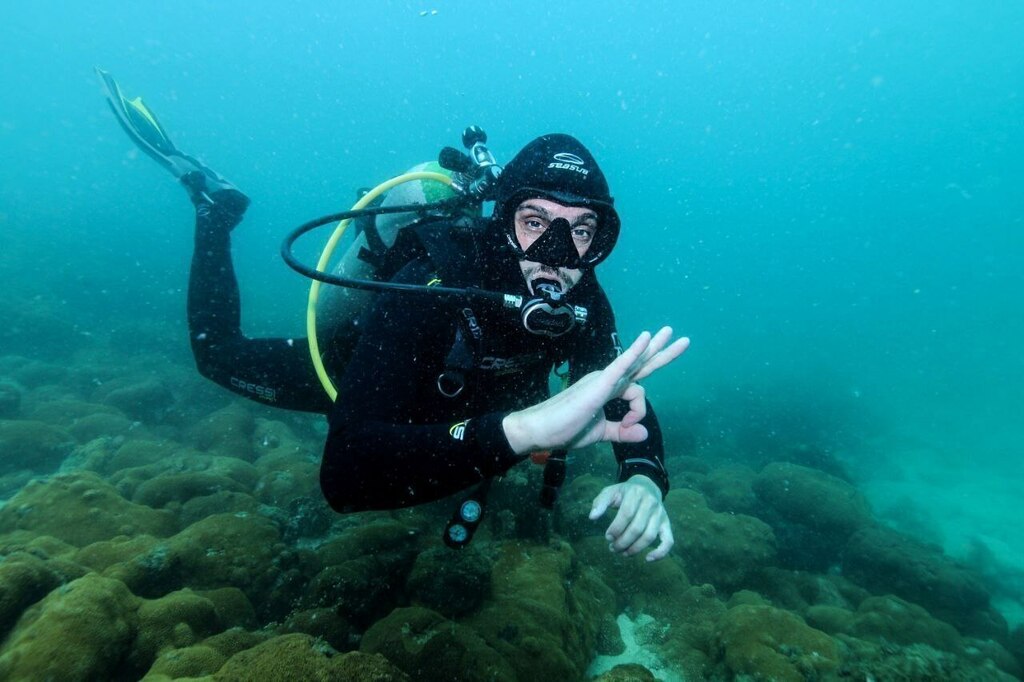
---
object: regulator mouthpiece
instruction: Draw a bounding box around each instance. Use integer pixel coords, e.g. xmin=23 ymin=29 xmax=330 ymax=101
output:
xmin=521 ymin=277 xmax=580 ymax=337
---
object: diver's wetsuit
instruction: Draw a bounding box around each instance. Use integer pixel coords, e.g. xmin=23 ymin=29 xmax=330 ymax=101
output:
xmin=188 ymin=201 xmax=331 ymax=412
xmin=187 ymin=199 xmax=669 ymax=512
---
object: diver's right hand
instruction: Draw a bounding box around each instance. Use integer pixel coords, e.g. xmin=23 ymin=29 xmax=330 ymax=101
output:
xmin=590 ymin=474 xmax=674 ymax=561
xmin=502 ymin=327 xmax=689 ymax=455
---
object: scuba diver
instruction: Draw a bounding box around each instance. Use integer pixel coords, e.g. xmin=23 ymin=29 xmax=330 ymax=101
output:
xmin=97 ymin=69 xmax=688 ymax=560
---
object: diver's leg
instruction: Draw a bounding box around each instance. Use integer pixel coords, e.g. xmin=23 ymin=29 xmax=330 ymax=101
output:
xmin=187 ymin=183 xmax=249 ymax=348
xmin=184 ymin=177 xmax=331 ymax=413
xmin=98 ymin=71 xmax=330 ymax=411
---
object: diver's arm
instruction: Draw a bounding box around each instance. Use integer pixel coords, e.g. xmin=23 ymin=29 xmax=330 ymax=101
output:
xmin=323 ymin=408 xmax=523 ymax=511
xmin=603 ymin=393 xmax=670 ymax=495
xmin=187 ymin=201 xmax=331 ymax=413
xmin=503 ymin=327 xmax=688 ymax=562
xmin=566 ymin=298 xmax=673 ymax=496
xmin=503 ymin=327 xmax=685 ymax=473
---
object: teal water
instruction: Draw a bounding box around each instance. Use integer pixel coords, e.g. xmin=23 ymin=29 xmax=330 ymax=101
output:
xmin=2 ymin=0 xmax=1022 ymax=666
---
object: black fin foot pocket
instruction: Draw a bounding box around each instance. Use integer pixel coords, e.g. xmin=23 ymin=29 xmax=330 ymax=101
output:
xmin=183 ymin=171 xmax=250 ymax=227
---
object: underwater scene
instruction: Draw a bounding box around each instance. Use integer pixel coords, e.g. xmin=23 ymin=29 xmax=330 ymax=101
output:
xmin=1 ymin=2 xmax=1022 ymax=680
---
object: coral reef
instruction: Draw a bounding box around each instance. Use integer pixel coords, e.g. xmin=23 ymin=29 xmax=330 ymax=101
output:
xmin=190 ymin=404 xmax=256 ymax=460
xmin=591 ymin=663 xmax=657 ymax=681
xmin=0 ymin=419 xmax=74 ymax=476
xmin=362 ymin=607 xmax=514 ymax=681
xmin=96 ymin=378 xmax=175 ymax=423
xmin=0 ymin=341 xmax=1019 ymax=681
xmin=0 ymin=472 xmax=177 ymax=545
xmin=0 ymin=574 xmax=140 ymax=680
xmin=843 ymin=524 xmax=1006 ymax=639
xmin=0 ymin=550 xmax=85 ymax=639
xmin=711 ymin=603 xmax=840 ymax=681
xmin=754 ymin=462 xmax=873 ymax=537
xmin=664 ymin=488 xmax=777 ymax=590
xmin=463 ymin=541 xmax=616 ymax=680
xmin=0 ymin=381 xmax=23 ymax=419
xmin=406 ymin=545 xmax=493 ymax=617
xmin=213 ymin=633 xmax=408 ymax=682
xmin=699 ymin=463 xmax=759 ymax=515
xmin=753 ymin=461 xmax=873 ymax=571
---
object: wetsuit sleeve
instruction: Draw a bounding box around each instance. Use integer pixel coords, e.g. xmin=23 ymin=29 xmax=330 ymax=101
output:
xmin=320 ymin=260 xmax=526 ymax=512
xmin=569 ymin=293 xmax=671 ymax=497
xmin=187 ymin=202 xmax=331 ymax=413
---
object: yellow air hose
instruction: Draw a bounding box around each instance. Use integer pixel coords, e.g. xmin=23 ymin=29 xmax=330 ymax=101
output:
xmin=306 ymin=171 xmax=454 ymax=400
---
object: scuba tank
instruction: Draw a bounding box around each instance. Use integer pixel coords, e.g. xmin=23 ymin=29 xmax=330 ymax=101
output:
xmin=313 ymin=160 xmax=475 ymax=373
xmin=284 ymin=126 xmax=509 ymax=401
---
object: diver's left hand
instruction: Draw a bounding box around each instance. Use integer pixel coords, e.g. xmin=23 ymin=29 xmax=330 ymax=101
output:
xmin=589 ymin=474 xmax=673 ymax=562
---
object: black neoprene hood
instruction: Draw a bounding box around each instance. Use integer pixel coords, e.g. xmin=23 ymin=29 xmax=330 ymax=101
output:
xmin=491 ymin=133 xmax=621 ymax=268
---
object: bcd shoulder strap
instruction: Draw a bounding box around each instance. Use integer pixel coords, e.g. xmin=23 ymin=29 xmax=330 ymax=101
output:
xmin=372 ymin=217 xmax=484 ymax=286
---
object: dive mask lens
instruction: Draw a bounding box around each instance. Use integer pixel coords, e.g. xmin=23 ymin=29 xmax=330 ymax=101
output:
xmin=522 ymin=217 xmax=581 ymax=269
